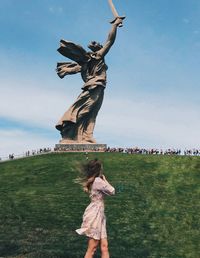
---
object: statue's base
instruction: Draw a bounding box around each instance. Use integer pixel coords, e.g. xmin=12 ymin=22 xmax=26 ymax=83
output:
xmin=55 ymin=143 xmax=107 ymax=152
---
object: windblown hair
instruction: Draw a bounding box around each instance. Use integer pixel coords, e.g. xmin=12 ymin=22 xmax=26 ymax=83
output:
xmin=76 ymin=159 xmax=103 ymax=193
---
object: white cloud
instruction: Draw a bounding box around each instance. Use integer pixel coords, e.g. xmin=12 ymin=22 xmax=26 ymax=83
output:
xmin=95 ymin=96 xmax=200 ymax=149
xmin=0 ymin=77 xmax=76 ymax=129
xmin=1 ymin=73 xmax=200 ymax=153
xmin=0 ymin=129 xmax=57 ymax=159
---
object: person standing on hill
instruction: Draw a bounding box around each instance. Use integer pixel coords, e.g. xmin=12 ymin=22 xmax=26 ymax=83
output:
xmin=76 ymin=159 xmax=115 ymax=258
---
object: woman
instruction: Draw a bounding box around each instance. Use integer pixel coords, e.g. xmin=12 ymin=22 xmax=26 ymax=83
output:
xmin=76 ymin=159 xmax=115 ymax=258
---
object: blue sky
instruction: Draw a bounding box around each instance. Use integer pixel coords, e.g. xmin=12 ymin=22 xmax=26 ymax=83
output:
xmin=0 ymin=0 xmax=200 ymax=157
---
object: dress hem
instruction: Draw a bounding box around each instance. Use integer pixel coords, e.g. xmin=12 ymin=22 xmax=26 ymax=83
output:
xmin=75 ymin=229 xmax=106 ymax=240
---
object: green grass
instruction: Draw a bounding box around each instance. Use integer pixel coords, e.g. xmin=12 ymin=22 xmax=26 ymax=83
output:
xmin=0 ymin=153 xmax=200 ymax=258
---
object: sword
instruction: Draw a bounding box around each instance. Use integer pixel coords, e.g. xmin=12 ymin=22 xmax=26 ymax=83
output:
xmin=108 ymin=0 xmax=125 ymax=27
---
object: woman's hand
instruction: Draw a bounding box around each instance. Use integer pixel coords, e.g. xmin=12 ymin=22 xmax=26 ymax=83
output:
xmin=102 ymin=175 xmax=106 ymax=181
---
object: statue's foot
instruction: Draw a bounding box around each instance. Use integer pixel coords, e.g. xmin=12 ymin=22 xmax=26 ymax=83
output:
xmin=59 ymin=138 xmax=78 ymax=144
xmin=82 ymin=137 xmax=97 ymax=144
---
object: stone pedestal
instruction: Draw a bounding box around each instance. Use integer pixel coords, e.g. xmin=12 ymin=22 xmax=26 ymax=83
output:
xmin=55 ymin=143 xmax=107 ymax=152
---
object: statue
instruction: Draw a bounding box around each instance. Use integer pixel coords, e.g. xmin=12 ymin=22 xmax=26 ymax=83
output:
xmin=55 ymin=1 xmax=125 ymax=144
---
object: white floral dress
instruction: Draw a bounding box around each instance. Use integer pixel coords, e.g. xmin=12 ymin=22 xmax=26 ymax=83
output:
xmin=76 ymin=177 xmax=115 ymax=240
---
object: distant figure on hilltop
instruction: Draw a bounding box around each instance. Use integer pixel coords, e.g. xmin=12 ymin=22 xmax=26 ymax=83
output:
xmin=55 ymin=17 xmax=124 ymax=144
xmin=75 ymin=159 xmax=115 ymax=258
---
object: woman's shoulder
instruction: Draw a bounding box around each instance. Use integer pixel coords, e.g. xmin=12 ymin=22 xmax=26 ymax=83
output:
xmin=93 ymin=176 xmax=104 ymax=185
xmin=94 ymin=176 xmax=102 ymax=182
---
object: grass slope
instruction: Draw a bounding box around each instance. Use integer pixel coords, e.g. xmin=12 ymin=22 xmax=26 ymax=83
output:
xmin=0 ymin=153 xmax=200 ymax=258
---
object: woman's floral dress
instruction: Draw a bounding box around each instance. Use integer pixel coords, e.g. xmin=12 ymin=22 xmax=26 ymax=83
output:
xmin=76 ymin=177 xmax=115 ymax=240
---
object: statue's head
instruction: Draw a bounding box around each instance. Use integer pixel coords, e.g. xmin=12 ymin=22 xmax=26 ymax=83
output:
xmin=88 ymin=41 xmax=103 ymax=52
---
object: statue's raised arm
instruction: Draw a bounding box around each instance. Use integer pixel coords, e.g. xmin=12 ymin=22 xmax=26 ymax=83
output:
xmin=96 ymin=17 xmax=125 ymax=58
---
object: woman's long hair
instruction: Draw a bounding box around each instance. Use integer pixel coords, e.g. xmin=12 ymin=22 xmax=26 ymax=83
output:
xmin=76 ymin=159 xmax=103 ymax=193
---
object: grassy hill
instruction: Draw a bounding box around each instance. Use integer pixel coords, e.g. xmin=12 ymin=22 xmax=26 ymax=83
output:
xmin=0 ymin=152 xmax=200 ymax=258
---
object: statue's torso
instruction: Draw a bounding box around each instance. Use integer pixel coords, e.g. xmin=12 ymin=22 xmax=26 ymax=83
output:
xmin=81 ymin=53 xmax=108 ymax=90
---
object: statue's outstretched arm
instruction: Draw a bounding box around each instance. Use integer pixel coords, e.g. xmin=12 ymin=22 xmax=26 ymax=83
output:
xmin=56 ymin=62 xmax=81 ymax=79
xmin=97 ymin=17 xmax=123 ymax=58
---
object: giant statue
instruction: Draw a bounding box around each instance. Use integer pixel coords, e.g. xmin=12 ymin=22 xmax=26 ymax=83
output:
xmin=55 ymin=1 xmax=125 ymax=144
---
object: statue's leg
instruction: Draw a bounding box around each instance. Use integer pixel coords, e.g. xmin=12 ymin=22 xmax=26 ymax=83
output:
xmin=56 ymin=91 xmax=89 ymax=142
xmin=56 ymin=86 xmax=104 ymax=143
xmin=81 ymin=86 xmax=104 ymax=143
xmin=81 ymin=115 xmax=97 ymax=143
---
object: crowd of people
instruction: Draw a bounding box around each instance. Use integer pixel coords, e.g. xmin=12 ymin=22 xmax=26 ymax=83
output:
xmin=54 ymin=146 xmax=105 ymax=152
xmin=183 ymin=149 xmax=200 ymax=156
xmin=25 ymin=148 xmax=52 ymax=157
xmin=1 ymin=146 xmax=200 ymax=162
xmin=105 ymin=147 xmax=200 ymax=156
xmin=52 ymin=146 xmax=200 ymax=156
